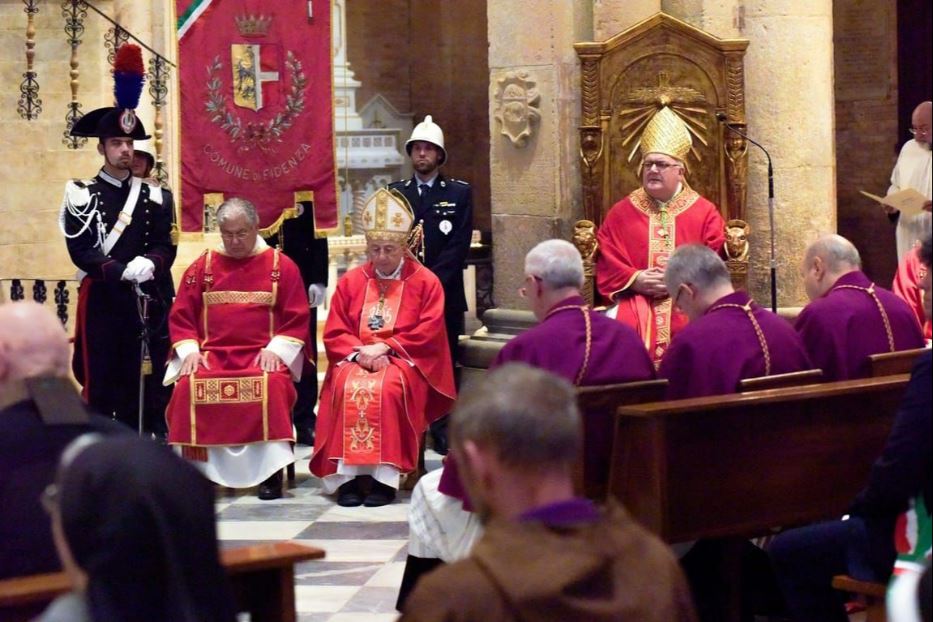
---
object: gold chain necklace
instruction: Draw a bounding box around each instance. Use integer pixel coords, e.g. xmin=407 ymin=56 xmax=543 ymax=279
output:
xmin=546 ymin=304 xmax=592 ymax=386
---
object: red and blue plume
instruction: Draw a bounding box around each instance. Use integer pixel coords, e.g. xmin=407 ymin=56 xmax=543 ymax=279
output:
xmin=113 ymin=44 xmax=145 ymax=110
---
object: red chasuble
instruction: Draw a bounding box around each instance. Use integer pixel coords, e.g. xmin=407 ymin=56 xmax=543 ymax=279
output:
xmin=596 ymin=187 xmax=725 ymax=363
xmin=166 ymin=247 xmax=310 ymax=447
xmin=892 ymin=246 xmax=931 ymax=339
xmin=310 ymin=260 xmax=456 ymax=478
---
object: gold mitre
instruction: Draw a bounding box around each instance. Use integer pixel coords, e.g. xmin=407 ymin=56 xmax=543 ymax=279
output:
xmin=640 ymin=106 xmax=692 ymax=164
xmin=361 ymin=188 xmax=415 ymax=244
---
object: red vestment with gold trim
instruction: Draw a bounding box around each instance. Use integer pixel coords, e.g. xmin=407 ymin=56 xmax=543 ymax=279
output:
xmin=595 ymin=187 xmax=725 ymax=362
xmin=310 ymin=260 xmax=456 ymax=478
xmin=166 ymin=247 xmax=310 ymax=448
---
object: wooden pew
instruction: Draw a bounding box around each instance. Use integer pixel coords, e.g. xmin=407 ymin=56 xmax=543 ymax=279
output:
xmin=737 ymin=368 xmax=823 ymax=392
xmin=608 ymin=374 xmax=909 ymax=544
xmin=575 ymin=379 xmax=668 ymax=500
xmin=867 ymin=347 xmax=928 ymax=377
xmin=0 ymin=541 xmax=324 ymax=622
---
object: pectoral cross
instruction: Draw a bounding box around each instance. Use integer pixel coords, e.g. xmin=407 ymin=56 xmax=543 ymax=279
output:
xmin=368 ymin=314 xmax=385 ymax=330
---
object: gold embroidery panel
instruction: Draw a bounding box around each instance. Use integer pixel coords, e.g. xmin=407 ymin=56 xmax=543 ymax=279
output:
xmin=193 ymin=377 xmax=265 ymax=404
xmin=204 ymin=290 xmax=274 ymax=306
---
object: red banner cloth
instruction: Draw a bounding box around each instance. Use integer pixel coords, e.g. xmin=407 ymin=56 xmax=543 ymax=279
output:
xmin=176 ymin=0 xmax=336 ymax=233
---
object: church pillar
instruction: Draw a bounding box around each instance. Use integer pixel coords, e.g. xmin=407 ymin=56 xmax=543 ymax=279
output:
xmin=593 ymin=0 xmax=661 ymax=39
xmin=487 ymin=0 xmax=593 ymax=309
xmin=662 ymin=1 xmax=837 ymax=306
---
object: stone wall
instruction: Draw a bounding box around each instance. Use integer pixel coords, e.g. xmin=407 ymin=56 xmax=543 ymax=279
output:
xmin=345 ymin=0 xmax=491 ymax=233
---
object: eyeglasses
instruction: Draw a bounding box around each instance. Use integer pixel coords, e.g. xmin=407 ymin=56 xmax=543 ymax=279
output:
xmin=672 ymin=283 xmax=689 ymax=310
xmin=643 ymin=160 xmax=680 ymax=172
xmin=40 ymin=483 xmax=59 ymax=514
xmin=909 ymin=125 xmax=930 ymax=136
xmin=219 ymin=230 xmax=253 ymax=241
xmin=518 ymin=275 xmax=542 ymax=298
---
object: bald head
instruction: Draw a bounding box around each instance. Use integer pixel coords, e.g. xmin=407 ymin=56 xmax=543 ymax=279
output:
xmin=802 ymin=234 xmax=862 ymax=300
xmin=0 ymin=302 xmax=70 ymax=384
xmin=912 ymin=101 xmax=931 ymax=147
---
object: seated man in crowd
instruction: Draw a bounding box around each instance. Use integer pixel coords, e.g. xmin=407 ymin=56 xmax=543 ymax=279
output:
xmin=771 ymin=233 xmax=932 ymax=622
xmin=164 ymin=197 xmax=310 ymax=501
xmin=596 ymin=105 xmax=726 ymax=363
xmin=795 ymin=234 xmax=923 ymax=380
xmin=659 ymin=244 xmax=812 ymax=399
xmin=893 ymin=240 xmax=932 ymax=340
xmin=400 ymin=363 xmax=697 ymax=622
xmin=0 ymin=301 xmax=128 ymax=580
xmin=310 ymin=189 xmax=455 ymax=508
xmin=398 ymin=239 xmax=656 ymax=609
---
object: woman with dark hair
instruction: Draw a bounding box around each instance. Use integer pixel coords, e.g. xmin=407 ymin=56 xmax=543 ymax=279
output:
xmin=35 ymin=435 xmax=237 ymax=622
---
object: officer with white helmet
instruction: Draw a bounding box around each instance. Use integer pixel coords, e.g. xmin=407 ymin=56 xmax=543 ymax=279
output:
xmin=389 ymin=115 xmax=473 ymax=454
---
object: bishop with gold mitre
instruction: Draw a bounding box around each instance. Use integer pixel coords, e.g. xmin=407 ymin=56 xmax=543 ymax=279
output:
xmin=310 ymin=189 xmax=456 ymax=508
xmin=595 ymin=106 xmax=726 ymax=363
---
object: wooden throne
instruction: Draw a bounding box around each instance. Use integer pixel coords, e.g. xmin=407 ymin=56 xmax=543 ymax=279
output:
xmin=573 ymin=14 xmax=751 ymax=304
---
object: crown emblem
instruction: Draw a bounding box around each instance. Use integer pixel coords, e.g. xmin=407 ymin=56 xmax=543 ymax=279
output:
xmin=234 ymin=13 xmax=272 ymax=38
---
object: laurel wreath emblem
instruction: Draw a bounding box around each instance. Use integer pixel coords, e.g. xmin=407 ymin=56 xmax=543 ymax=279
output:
xmin=205 ymin=50 xmax=307 ymax=154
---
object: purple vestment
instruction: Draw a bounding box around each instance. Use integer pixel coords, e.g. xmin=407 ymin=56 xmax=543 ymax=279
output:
xmin=438 ymin=295 xmax=656 ymax=503
xmin=795 ymin=271 xmax=924 ymax=381
xmin=659 ymin=291 xmax=813 ymax=400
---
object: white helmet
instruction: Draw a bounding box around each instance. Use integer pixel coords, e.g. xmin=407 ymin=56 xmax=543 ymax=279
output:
xmin=405 ymin=115 xmax=447 ymax=165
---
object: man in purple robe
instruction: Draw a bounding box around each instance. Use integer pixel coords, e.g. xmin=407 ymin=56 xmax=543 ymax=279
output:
xmin=659 ymin=245 xmax=813 ymax=399
xmin=397 ymin=239 xmax=656 ymax=610
xmin=796 ymin=234 xmax=924 ymax=381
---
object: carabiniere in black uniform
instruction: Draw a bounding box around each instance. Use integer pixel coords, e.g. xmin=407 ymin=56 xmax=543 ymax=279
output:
xmin=62 ymin=102 xmax=176 ymax=434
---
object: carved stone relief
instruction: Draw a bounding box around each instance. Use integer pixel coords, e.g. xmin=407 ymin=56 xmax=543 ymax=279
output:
xmin=493 ymin=71 xmax=541 ymax=148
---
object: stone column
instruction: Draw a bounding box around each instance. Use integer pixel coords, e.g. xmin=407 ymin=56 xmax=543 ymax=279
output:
xmin=661 ymin=1 xmax=836 ymax=306
xmin=487 ymin=0 xmax=593 ymax=309
xmin=593 ymin=0 xmax=661 ymax=39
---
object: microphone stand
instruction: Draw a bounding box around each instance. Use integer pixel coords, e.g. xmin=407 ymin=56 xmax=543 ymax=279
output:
xmin=718 ymin=114 xmax=778 ymax=313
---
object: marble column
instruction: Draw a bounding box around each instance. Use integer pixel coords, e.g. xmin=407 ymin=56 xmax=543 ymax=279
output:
xmin=487 ymin=0 xmax=593 ymax=309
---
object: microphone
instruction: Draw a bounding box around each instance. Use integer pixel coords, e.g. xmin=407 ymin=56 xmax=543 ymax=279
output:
xmin=716 ymin=111 xmax=779 ymax=313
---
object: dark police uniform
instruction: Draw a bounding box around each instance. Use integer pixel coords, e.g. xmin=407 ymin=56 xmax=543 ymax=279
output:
xmin=388 ymin=174 xmax=473 ymax=360
xmin=63 ymin=169 xmax=176 ymax=433
xmin=264 ymin=201 xmax=328 ymax=444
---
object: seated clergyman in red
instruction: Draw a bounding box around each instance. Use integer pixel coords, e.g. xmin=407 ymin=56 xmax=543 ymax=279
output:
xmin=164 ymin=197 xmax=310 ymax=500
xmin=310 ymin=189 xmax=455 ymax=508
xmin=796 ymin=234 xmax=924 ymax=381
xmin=659 ymin=244 xmax=812 ymax=399
xmin=399 ymin=364 xmax=697 ymax=622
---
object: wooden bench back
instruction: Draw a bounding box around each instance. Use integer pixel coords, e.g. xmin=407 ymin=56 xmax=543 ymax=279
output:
xmin=737 ymin=368 xmax=823 ymax=392
xmin=867 ymin=347 xmax=927 ymax=377
xmin=574 ymin=379 xmax=668 ymax=500
xmin=0 ymin=542 xmax=324 ymax=622
xmin=608 ymin=374 xmax=910 ymax=544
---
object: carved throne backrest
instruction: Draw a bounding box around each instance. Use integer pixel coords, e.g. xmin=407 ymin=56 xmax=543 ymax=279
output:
xmin=574 ymin=15 xmax=751 ymax=301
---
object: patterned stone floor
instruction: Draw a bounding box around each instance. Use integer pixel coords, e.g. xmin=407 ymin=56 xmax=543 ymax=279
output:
xmin=216 ymin=444 xmax=443 ymax=622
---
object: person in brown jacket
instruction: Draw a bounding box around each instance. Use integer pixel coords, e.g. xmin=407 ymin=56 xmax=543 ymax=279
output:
xmin=399 ymin=363 xmax=698 ymax=622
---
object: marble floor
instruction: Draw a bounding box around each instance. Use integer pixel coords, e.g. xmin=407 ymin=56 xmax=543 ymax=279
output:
xmin=216 ymin=444 xmax=443 ymax=622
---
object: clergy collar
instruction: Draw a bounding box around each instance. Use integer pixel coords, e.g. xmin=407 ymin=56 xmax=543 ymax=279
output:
xmin=98 ymin=167 xmax=131 ymax=188
xmin=413 ymin=172 xmax=439 ymax=188
xmin=376 ymin=258 xmax=405 ymax=280
xmin=653 ymin=182 xmax=684 ymax=209
xmin=545 ymin=295 xmax=587 ymax=316
xmin=705 ymin=290 xmax=752 ymax=315
xmin=214 ymin=235 xmax=269 ymax=257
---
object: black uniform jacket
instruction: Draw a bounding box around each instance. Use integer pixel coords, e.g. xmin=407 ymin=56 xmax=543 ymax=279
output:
xmin=388 ymin=174 xmax=472 ymax=313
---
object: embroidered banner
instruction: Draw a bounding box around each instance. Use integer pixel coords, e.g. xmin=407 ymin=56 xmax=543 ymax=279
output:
xmin=176 ymin=0 xmax=337 ymax=235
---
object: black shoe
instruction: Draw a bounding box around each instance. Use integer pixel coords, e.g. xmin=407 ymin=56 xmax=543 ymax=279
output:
xmin=295 ymin=427 xmax=315 ymax=446
xmin=257 ymin=471 xmax=283 ymax=500
xmin=363 ymin=480 xmax=396 ymax=507
xmin=336 ymin=478 xmax=364 ymax=507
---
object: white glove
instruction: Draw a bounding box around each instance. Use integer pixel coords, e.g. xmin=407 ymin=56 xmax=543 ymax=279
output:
xmin=122 ymin=256 xmax=155 ymax=283
xmin=307 ymin=283 xmax=326 ymax=308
